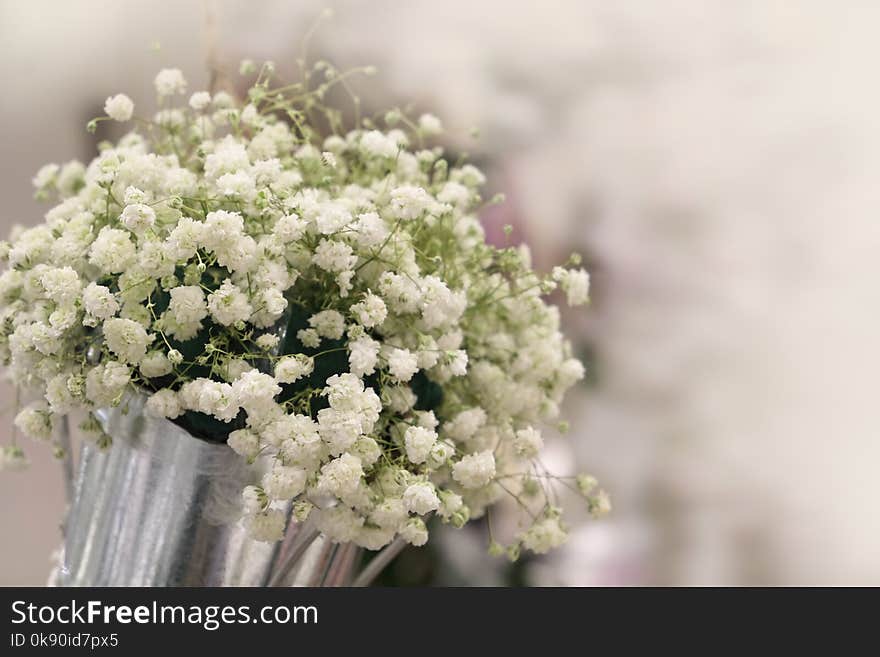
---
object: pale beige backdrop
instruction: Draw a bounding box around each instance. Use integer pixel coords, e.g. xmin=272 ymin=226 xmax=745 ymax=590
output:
xmin=2 ymin=0 xmax=879 ymax=585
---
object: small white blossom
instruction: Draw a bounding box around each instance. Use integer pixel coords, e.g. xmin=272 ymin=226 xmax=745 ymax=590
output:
xmin=189 ymin=91 xmax=211 ymax=111
xmin=262 ymin=463 xmax=307 ymax=500
xmin=418 ymin=113 xmax=443 ymax=135
xmin=399 ymin=517 xmax=429 ymax=546
xmin=350 ymin=292 xmax=387 ymax=328
xmin=145 ymin=389 xmax=181 ymax=419
xmin=404 ymin=426 xmax=437 ymax=465
xmin=246 ymin=508 xmax=286 ymax=542
xmin=274 ymin=354 xmax=314 ymax=384
xmin=452 ymin=450 xmax=496 ymax=489
xmin=120 ymin=204 xmax=156 ymax=235
xmin=513 ymin=426 xmax=543 ymax=459
xmin=104 ymin=94 xmax=134 ymax=121
xmin=154 ymin=68 xmax=187 ymax=96
xmin=103 ymin=317 xmax=151 ymax=364
xmin=386 ymin=347 xmax=419 ymax=382
xmin=14 ymin=402 xmax=53 ymax=441
xmin=207 ymin=279 xmax=253 ymax=326
xmin=403 ymin=481 xmax=440 ymax=515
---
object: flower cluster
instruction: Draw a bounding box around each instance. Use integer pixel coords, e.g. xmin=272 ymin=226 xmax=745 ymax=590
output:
xmin=0 ymin=60 xmax=606 ymax=556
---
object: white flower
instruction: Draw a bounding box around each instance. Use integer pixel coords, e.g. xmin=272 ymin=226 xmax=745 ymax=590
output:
xmin=356 ymin=525 xmax=395 ymax=550
xmin=140 ymin=351 xmax=172 ymax=379
xmin=348 ymin=335 xmax=379 ymax=377
xmin=350 ymin=292 xmax=387 ymax=328
xmin=403 ymin=481 xmax=440 ymax=515
xmin=316 ymin=453 xmax=363 ymax=498
xmin=45 ymin=374 xmax=77 ymax=414
xmin=274 ymin=214 xmax=306 ymax=242
xmin=360 ymin=130 xmax=398 ymax=158
xmin=226 ymin=429 xmax=260 ymax=460
xmin=519 ymin=515 xmax=568 ymax=554
xmin=168 ymin=285 xmax=208 ymax=325
xmin=553 ymin=267 xmax=590 ymax=306
xmin=313 ymin=201 xmax=352 ymax=234
xmin=399 ymin=517 xmax=429 ymax=546
xmin=104 ymin=94 xmax=134 ymax=121
xmin=246 ymin=508 xmax=286 ymax=542
xmin=89 ymin=227 xmax=136 ymax=274
xmin=120 ymin=204 xmax=156 ymax=235
xmin=262 ymin=463 xmax=307 ymax=500
xmin=308 ymin=309 xmax=345 ymax=340
xmin=85 ymin=361 xmax=131 ymax=407
xmin=40 ymin=266 xmax=81 ymax=305
xmin=317 ymin=407 xmax=362 ymax=456
xmin=437 ymin=489 xmax=464 ymax=520
xmin=103 ymin=317 xmax=151 ymax=364
xmin=437 ymin=181 xmax=470 ymax=207
xmin=32 ymin=163 xmax=59 ymax=189
xmin=274 ymin=354 xmax=314 ymax=384
xmin=166 ymin=216 xmax=205 ymax=261
xmin=255 ymin=333 xmax=280 ymax=351
xmin=251 ymin=288 xmax=287 ymax=328
xmin=232 ymin=370 xmax=281 ymax=414
xmin=386 ymin=347 xmax=419 ymax=382
xmin=369 ymin=497 xmax=407 ymax=530
xmin=189 ymin=91 xmax=211 ymax=111
xmin=427 ymin=440 xmax=455 ymax=469
xmin=452 ymin=451 xmax=496 ymax=489
xmin=314 ymin=505 xmax=364 ymax=544
xmin=207 ymin=279 xmax=253 ymax=326
xmin=154 ymin=68 xmax=187 ymax=96
xmin=418 ymin=113 xmax=443 ymax=135
xmin=14 ymin=402 xmax=53 ymax=440
xmin=404 ymin=426 xmax=437 ymax=465
xmin=297 ymin=328 xmax=320 ymax=348
xmin=145 ymin=389 xmax=181 ymax=419
xmin=389 ymin=185 xmax=432 ymax=221
xmin=444 ymin=407 xmax=486 ymax=442
xmin=313 ymin=238 xmax=356 ymax=274
xmin=588 ymin=490 xmax=612 ymax=518
xmin=513 ymin=426 xmax=543 ymax=459
xmin=241 ymin=485 xmax=265 ymax=514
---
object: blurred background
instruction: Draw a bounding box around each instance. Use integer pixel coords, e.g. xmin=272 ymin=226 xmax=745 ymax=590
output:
xmin=2 ymin=0 xmax=879 ymax=585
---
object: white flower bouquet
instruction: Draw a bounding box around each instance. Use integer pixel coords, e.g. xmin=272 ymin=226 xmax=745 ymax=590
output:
xmin=0 ymin=57 xmax=607 ymax=563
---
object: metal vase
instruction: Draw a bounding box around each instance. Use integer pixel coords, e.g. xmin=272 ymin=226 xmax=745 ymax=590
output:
xmin=56 ymin=394 xmax=359 ymax=587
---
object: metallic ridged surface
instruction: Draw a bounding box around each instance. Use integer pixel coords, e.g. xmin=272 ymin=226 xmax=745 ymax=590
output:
xmin=58 ymin=394 xmax=357 ymax=587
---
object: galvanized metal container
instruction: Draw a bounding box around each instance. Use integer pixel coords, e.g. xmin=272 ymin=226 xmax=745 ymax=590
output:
xmin=57 ymin=394 xmax=357 ymax=587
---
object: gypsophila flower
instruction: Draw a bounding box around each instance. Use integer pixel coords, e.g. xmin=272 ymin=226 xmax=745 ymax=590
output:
xmin=120 ymin=204 xmax=156 ymax=235
xmin=104 ymin=94 xmax=134 ymax=122
xmin=154 ymin=68 xmax=187 ymax=96
xmin=518 ymin=514 xmax=568 ymax=554
xmin=404 ymin=426 xmax=437 ymax=464
xmin=399 ymin=517 xmax=429 ymax=546
xmin=553 ymin=266 xmax=590 ymax=306
xmin=0 ymin=58 xmax=603 ymax=558
xmin=452 ymin=450 xmax=496 ymax=489
xmin=418 ymin=113 xmax=443 ymax=135
xmin=386 ymin=347 xmax=419 ymax=382
xmin=514 ymin=426 xmax=544 ymax=459
xmin=14 ymin=403 xmax=53 ymax=441
xmin=103 ymin=317 xmax=151 ymax=364
xmin=145 ymin=389 xmax=181 ymax=419
xmin=262 ymin=463 xmax=307 ymax=500
xmin=274 ymin=354 xmax=314 ymax=384
xmin=189 ymin=91 xmax=211 ymax=111
xmin=403 ymin=481 xmax=440 ymax=515
xmin=246 ymin=508 xmax=286 ymax=542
